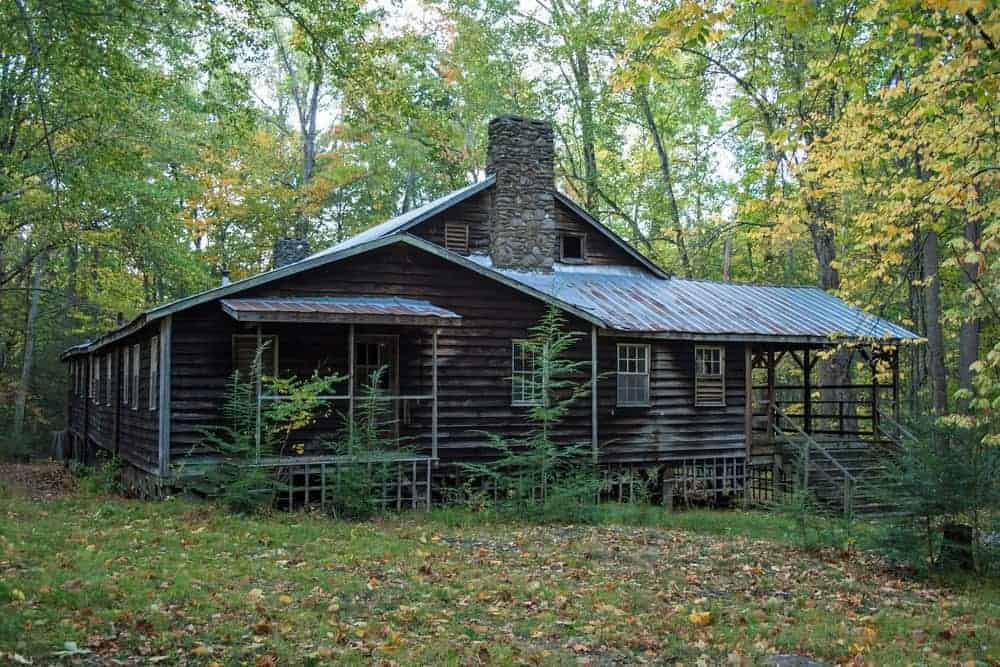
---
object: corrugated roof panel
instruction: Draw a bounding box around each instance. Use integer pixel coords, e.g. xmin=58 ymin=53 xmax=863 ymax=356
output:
xmin=220 ymin=296 xmax=461 ymax=320
xmin=486 ymin=261 xmax=918 ymax=340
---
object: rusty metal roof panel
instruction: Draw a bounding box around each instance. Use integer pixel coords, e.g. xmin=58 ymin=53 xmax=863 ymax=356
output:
xmin=220 ymin=296 xmax=461 ymax=320
xmin=485 ymin=262 xmax=919 ymax=341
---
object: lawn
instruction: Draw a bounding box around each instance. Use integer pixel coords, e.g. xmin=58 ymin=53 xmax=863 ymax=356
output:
xmin=1 ymin=465 xmax=998 ymax=666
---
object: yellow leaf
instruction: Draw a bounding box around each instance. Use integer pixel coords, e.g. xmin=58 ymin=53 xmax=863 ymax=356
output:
xmin=278 ymin=594 xmax=293 ymax=605
xmin=688 ymin=610 xmax=712 ymax=626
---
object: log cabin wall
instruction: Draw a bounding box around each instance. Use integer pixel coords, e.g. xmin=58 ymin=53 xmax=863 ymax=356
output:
xmin=64 ymin=328 xmax=162 ymax=474
xmin=167 ymin=243 xmax=595 ymax=469
xmin=596 ymin=339 xmax=747 ymax=464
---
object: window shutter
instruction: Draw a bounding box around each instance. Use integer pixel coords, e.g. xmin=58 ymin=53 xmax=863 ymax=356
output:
xmin=149 ymin=336 xmax=159 ymax=411
xmin=694 ymin=346 xmax=726 ymax=406
xmin=444 ymin=224 xmax=469 ymax=254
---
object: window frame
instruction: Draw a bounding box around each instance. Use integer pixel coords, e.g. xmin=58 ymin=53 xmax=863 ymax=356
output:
xmin=511 ymin=339 xmax=542 ymax=407
xmin=149 ymin=335 xmax=159 ymax=411
xmin=105 ymin=353 xmax=113 ymax=406
xmin=121 ymin=346 xmax=130 ymax=407
xmin=559 ymin=233 xmax=587 ymax=263
xmin=694 ymin=345 xmax=726 ymax=407
xmin=443 ymin=223 xmax=470 ymax=254
xmin=616 ymin=342 xmax=651 ymax=407
xmin=130 ymin=343 xmax=140 ymax=410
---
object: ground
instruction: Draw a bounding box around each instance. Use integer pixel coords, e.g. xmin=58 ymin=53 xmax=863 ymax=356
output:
xmin=1 ymin=464 xmax=998 ymax=666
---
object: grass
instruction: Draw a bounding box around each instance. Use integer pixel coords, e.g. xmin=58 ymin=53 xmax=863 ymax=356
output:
xmin=2 ymin=483 xmax=999 ymax=665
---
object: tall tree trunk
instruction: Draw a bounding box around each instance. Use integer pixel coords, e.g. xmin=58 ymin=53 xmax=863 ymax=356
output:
xmin=908 ymin=232 xmax=926 ymax=415
xmin=957 ymin=220 xmax=979 ymax=413
xmin=638 ymin=90 xmax=692 ymax=278
xmin=722 ymin=235 xmax=732 ymax=281
xmin=13 ymin=251 xmax=46 ymax=437
xmin=923 ymin=229 xmax=948 ymax=414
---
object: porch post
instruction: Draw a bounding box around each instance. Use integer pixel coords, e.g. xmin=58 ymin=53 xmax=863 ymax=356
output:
xmin=591 ymin=325 xmax=598 ymax=463
xmin=254 ymin=323 xmax=262 ymax=463
xmin=803 ymin=348 xmax=812 ymax=435
xmin=766 ymin=349 xmax=776 ymax=444
xmin=347 ymin=324 xmax=355 ymax=437
xmin=871 ymin=350 xmax=880 ymax=436
xmin=891 ymin=346 xmax=900 ymax=426
xmin=432 ymin=328 xmax=439 ymax=461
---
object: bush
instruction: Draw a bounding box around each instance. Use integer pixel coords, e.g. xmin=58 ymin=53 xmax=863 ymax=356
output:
xmin=460 ymin=306 xmax=603 ymax=523
xmin=184 ymin=341 xmax=344 ymax=514
xmin=875 ymin=417 xmax=1000 ymax=575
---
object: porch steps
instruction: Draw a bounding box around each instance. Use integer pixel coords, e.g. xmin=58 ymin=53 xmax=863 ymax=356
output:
xmin=778 ymin=439 xmax=893 ymax=514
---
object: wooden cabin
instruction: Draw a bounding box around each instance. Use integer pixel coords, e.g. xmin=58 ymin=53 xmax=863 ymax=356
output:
xmin=61 ymin=116 xmax=919 ymax=504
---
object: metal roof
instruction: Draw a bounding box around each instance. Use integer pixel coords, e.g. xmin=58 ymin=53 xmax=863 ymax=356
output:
xmin=220 ymin=296 xmax=461 ymax=325
xmin=307 ymin=176 xmax=496 ymax=260
xmin=468 ymin=259 xmax=919 ymax=342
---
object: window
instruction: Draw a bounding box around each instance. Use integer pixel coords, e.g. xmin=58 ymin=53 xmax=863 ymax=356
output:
xmin=694 ymin=346 xmax=725 ymax=406
xmin=232 ymin=334 xmax=278 ymax=380
xmin=130 ymin=344 xmax=140 ymax=410
xmin=560 ymin=233 xmax=585 ymax=262
xmin=511 ymin=340 xmax=541 ymax=406
xmin=121 ymin=347 xmax=130 ymax=406
xmin=617 ymin=343 xmax=650 ymax=406
xmin=105 ymin=354 xmax=112 ymax=406
xmin=444 ymin=223 xmax=469 ymax=254
xmin=89 ymin=356 xmax=97 ymax=401
xmin=149 ymin=335 xmax=159 ymax=411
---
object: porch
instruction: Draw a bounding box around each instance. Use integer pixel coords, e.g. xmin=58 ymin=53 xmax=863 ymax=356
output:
xmin=747 ymin=342 xmax=905 ymax=513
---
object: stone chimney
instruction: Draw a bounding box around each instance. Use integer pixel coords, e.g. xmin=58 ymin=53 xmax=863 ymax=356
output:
xmin=273 ymin=238 xmax=311 ymax=269
xmin=486 ymin=116 xmax=556 ymax=272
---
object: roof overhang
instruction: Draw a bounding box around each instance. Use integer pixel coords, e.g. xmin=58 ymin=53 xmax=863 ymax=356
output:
xmin=597 ymin=328 xmax=920 ymax=346
xmin=221 ymin=297 xmax=463 ymax=327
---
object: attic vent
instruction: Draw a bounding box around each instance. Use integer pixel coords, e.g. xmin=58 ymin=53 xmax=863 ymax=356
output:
xmin=444 ymin=223 xmax=469 ymax=254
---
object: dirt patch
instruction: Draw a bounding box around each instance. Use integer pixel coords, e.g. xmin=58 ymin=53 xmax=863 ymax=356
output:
xmin=0 ymin=462 xmax=76 ymax=500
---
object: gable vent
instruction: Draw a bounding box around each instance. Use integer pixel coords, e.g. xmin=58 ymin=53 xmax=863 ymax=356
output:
xmin=444 ymin=223 xmax=469 ymax=254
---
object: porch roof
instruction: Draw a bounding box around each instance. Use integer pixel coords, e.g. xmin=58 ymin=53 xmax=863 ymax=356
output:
xmin=220 ymin=296 xmax=462 ymax=326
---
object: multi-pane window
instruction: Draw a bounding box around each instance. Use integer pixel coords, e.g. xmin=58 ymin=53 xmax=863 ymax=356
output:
xmin=131 ymin=344 xmax=140 ymax=410
xmin=694 ymin=346 xmax=725 ymax=406
xmin=121 ymin=346 xmax=131 ymax=407
xmin=149 ymin=335 xmax=159 ymax=411
xmin=617 ymin=343 xmax=650 ymax=406
xmin=511 ymin=340 xmax=541 ymax=406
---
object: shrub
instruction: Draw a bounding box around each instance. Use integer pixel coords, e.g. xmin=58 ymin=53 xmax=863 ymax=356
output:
xmin=874 ymin=417 xmax=1000 ymax=575
xmin=460 ymin=306 xmax=603 ymax=523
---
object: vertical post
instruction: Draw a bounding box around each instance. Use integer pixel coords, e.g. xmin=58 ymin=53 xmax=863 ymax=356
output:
xmin=871 ymin=350 xmax=880 ymax=437
xmin=802 ymin=348 xmax=812 ymax=435
xmin=158 ymin=316 xmax=172 ymax=476
xmin=766 ymin=349 xmax=776 ymax=445
xmin=255 ymin=323 xmax=262 ymax=464
xmin=743 ymin=344 xmax=752 ymax=506
xmin=431 ymin=328 xmax=439 ymax=461
xmin=347 ymin=324 xmax=355 ymax=438
xmin=590 ymin=326 xmax=598 ymax=464
xmin=891 ymin=346 xmax=901 ymax=429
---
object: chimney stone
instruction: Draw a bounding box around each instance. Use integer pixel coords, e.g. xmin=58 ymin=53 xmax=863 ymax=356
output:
xmin=486 ymin=116 xmax=556 ymax=272
xmin=273 ymin=238 xmax=311 ymax=269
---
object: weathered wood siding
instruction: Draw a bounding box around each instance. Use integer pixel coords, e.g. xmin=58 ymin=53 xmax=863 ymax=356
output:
xmin=166 ymin=243 xmax=747 ymax=471
xmin=597 ymin=340 xmax=747 ymax=463
xmin=64 ymin=328 xmax=162 ymax=473
xmin=410 ymin=189 xmax=643 ymax=269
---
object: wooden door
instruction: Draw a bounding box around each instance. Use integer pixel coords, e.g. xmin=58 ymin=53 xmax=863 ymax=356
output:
xmin=354 ymin=335 xmax=399 ymax=442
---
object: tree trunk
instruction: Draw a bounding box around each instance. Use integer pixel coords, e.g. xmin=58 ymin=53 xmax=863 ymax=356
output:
xmin=638 ymin=90 xmax=691 ymax=278
xmin=13 ymin=251 xmax=46 ymax=437
xmin=957 ymin=220 xmax=979 ymax=413
xmin=923 ymin=229 xmax=948 ymax=414
xmin=908 ymin=232 xmax=926 ymax=415
xmin=722 ymin=235 xmax=732 ymax=281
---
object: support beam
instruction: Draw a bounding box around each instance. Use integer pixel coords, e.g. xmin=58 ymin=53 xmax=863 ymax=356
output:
xmin=744 ymin=343 xmax=752 ymax=506
xmin=432 ymin=328 xmax=439 ymax=461
xmin=802 ymin=348 xmax=812 ymax=435
xmin=591 ymin=325 xmax=599 ymax=463
xmin=347 ymin=324 xmax=355 ymax=437
xmin=254 ymin=323 xmax=262 ymax=463
xmin=158 ymin=316 xmax=172 ymax=476
xmin=766 ymin=349 xmax=776 ymax=444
